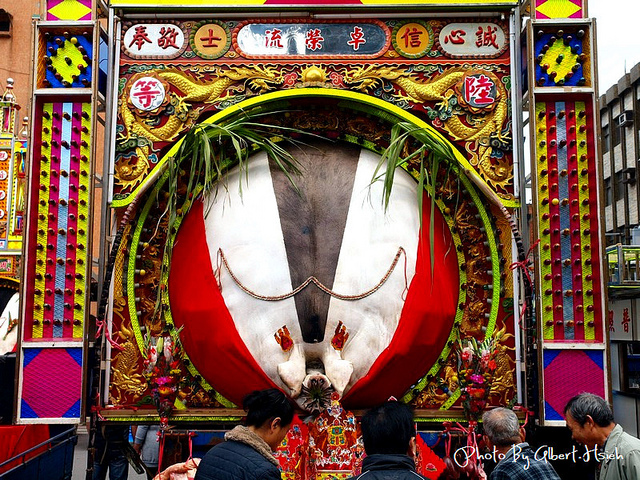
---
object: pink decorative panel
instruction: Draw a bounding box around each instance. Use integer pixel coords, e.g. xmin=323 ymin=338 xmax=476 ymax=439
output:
xmin=20 ymin=348 xmax=83 ymax=419
xmin=543 ymin=349 xmax=604 ymax=421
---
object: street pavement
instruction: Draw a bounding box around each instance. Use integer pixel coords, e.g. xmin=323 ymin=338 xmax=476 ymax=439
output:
xmin=72 ymin=430 xmax=148 ymax=480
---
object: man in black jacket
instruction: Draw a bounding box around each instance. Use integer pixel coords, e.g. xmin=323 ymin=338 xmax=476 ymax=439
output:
xmin=349 ymin=400 xmax=426 ymax=480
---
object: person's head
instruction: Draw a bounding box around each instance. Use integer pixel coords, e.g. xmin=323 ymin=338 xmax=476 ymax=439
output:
xmin=482 ymin=408 xmax=525 ymax=450
xmin=360 ymin=401 xmax=416 ymax=457
xmin=564 ymin=393 xmax=615 ymax=448
xmin=243 ymin=388 xmax=296 ymax=450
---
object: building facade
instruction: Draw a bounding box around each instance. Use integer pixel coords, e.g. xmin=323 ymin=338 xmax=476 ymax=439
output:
xmin=0 ymin=3 xmax=39 ymax=115
xmin=600 ymin=62 xmax=640 ymax=436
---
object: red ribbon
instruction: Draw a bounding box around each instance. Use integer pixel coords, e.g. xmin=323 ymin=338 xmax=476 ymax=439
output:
xmin=95 ymin=317 xmax=125 ymax=351
xmin=509 ymin=239 xmax=540 ymax=330
xmin=157 ymin=427 xmax=166 ymax=476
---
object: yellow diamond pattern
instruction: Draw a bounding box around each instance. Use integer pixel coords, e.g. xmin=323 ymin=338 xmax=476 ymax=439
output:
xmin=50 ymin=39 xmax=89 ymax=84
xmin=537 ymin=0 xmax=581 ymax=19
xmin=48 ymin=0 xmax=91 ymax=21
xmin=540 ymin=40 xmax=579 ymax=82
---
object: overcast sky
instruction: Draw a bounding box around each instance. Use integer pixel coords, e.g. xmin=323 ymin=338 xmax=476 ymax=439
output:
xmin=589 ymin=0 xmax=640 ymax=94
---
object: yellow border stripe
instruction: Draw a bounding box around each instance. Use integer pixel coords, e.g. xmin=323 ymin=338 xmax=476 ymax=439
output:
xmin=73 ymin=103 xmax=92 ymax=338
xmin=33 ymin=104 xmax=54 ymax=339
xmin=575 ymin=101 xmax=594 ymax=340
xmin=8 ymin=141 xmax=26 ymax=244
xmin=536 ymin=103 xmax=553 ymax=341
xmin=110 ymin=0 xmax=517 ymax=6
xmin=363 ymin=0 xmax=515 ymax=3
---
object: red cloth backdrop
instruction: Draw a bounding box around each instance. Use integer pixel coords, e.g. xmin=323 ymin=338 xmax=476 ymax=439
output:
xmin=170 ymin=199 xmax=277 ymax=405
xmin=342 ymin=191 xmax=458 ymax=407
xmin=170 ymin=191 xmax=458 ymax=408
xmin=0 ymin=424 xmax=50 ymax=474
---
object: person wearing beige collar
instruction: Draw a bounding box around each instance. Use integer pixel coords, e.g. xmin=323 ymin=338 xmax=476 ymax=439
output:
xmin=194 ymin=388 xmax=295 ymax=480
xmin=564 ymin=393 xmax=640 ymax=480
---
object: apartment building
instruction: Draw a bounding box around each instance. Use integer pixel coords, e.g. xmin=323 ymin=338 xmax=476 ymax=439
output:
xmin=600 ymin=62 xmax=640 ymax=435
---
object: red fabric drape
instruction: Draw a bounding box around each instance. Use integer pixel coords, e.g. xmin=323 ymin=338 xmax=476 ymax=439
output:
xmin=170 ymin=192 xmax=458 ymax=408
xmin=342 ymin=193 xmax=458 ymax=407
xmin=169 ymin=200 xmax=277 ymax=406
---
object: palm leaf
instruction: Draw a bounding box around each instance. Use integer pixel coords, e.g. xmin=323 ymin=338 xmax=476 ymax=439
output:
xmin=155 ymin=112 xmax=316 ymax=312
xmin=372 ymin=122 xmax=458 ymax=279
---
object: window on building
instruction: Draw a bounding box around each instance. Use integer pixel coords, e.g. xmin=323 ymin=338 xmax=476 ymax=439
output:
xmin=619 ymin=226 xmax=628 ymax=245
xmin=605 ymin=177 xmax=612 ymax=206
xmin=612 ymin=120 xmax=621 ymax=147
xmin=615 ymin=170 xmax=625 ymax=201
xmin=605 ymin=231 xmax=619 ymax=248
xmin=602 ymin=124 xmax=610 ymax=153
xmin=0 ymin=10 xmax=10 ymax=36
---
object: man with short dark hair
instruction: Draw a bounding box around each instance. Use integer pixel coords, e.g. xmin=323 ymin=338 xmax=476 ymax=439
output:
xmin=564 ymin=392 xmax=640 ymax=480
xmin=482 ymin=407 xmax=560 ymax=480
xmin=348 ymin=401 xmax=425 ymax=480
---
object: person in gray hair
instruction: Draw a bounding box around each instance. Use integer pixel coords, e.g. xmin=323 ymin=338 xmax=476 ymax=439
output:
xmin=564 ymin=392 xmax=640 ymax=480
xmin=482 ymin=407 xmax=560 ymax=480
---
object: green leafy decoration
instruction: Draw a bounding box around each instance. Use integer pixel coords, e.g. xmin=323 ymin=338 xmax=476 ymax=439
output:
xmin=155 ymin=112 xmax=313 ymax=314
xmin=372 ymin=121 xmax=458 ymax=277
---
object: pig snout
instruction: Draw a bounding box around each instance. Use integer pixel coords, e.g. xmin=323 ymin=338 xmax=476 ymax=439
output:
xmin=297 ymin=367 xmax=335 ymax=412
xmin=302 ymin=371 xmax=332 ymax=392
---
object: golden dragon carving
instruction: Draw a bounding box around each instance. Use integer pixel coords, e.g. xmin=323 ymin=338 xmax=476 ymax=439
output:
xmin=488 ymin=324 xmax=516 ymax=405
xmin=342 ymin=65 xmax=513 ymax=192
xmin=116 ymin=66 xmax=283 ymax=191
xmin=109 ymin=297 xmax=147 ymax=404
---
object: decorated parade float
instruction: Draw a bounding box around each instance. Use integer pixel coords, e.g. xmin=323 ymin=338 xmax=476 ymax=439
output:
xmin=9 ymin=0 xmax=610 ymax=478
xmin=0 ymin=80 xmax=26 ymax=358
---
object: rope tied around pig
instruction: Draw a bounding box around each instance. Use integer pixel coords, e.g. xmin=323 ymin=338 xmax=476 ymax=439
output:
xmin=215 ymin=246 xmax=408 ymax=301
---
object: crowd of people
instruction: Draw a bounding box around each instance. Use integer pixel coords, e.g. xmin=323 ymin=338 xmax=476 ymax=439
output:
xmin=94 ymin=390 xmax=640 ymax=480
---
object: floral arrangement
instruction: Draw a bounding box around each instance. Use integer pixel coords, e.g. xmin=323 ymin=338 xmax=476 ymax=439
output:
xmin=143 ymin=333 xmax=184 ymax=424
xmin=457 ymin=335 xmax=499 ymax=420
